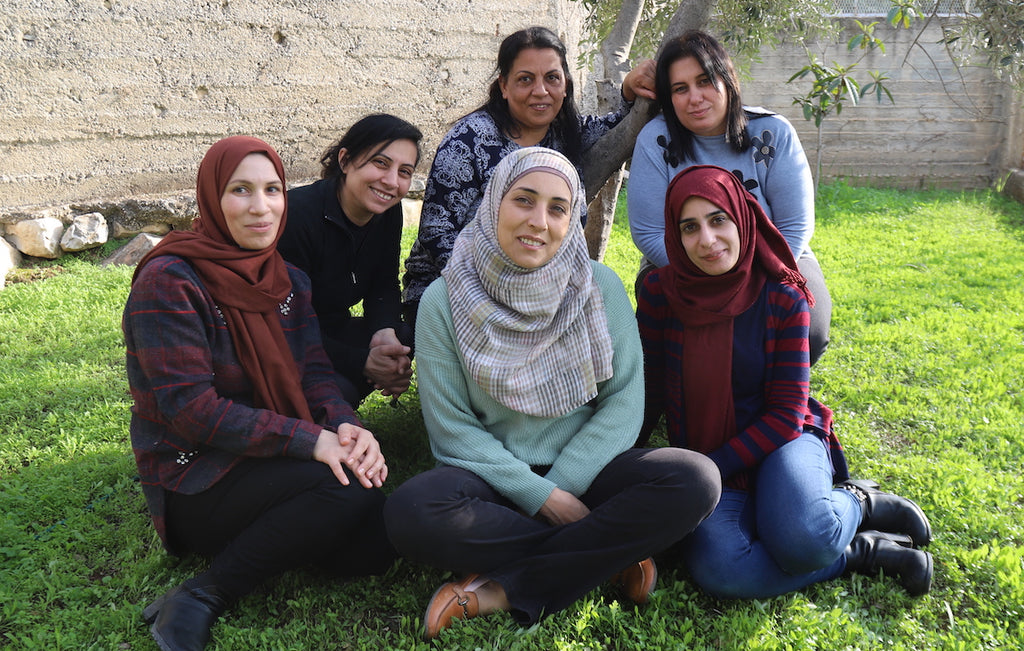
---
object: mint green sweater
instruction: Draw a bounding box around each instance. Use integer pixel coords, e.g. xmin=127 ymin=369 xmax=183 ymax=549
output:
xmin=416 ymin=261 xmax=644 ymax=516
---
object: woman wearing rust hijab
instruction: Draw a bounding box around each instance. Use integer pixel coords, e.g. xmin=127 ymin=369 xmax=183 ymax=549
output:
xmin=123 ymin=136 xmax=392 ymax=651
xmin=637 ymin=165 xmax=933 ymax=599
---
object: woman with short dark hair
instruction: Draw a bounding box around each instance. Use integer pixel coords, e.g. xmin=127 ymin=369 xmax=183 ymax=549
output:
xmin=278 ymin=114 xmax=422 ymax=406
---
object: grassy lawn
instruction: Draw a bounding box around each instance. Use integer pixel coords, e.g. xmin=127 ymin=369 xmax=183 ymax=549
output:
xmin=1 ymin=182 xmax=1022 ymax=650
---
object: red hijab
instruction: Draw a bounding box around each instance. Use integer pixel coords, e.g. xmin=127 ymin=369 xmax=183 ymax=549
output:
xmin=133 ymin=136 xmax=313 ymax=421
xmin=661 ymin=165 xmax=811 ymax=454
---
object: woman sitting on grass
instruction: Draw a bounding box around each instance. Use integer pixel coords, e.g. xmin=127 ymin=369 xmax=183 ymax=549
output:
xmin=278 ymin=114 xmax=421 ymax=407
xmin=637 ymin=164 xmax=933 ymax=599
xmin=123 ymin=136 xmax=392 ymax=651
xmin=384 ymin=147 xmax=721 ymax=639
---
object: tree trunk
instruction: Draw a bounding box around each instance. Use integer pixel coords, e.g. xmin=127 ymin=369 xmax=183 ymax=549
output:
xmin=584 ymin=171 xmax=624 ymax=260
xmin=583 ymin=0 xmax=644 ymax=260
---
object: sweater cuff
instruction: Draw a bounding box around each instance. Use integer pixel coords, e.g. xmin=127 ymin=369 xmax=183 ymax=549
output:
xmin=512 ymin=476 xmax=559 ymax=517
xmin=290 ymin=420 xmax=323 ymax=460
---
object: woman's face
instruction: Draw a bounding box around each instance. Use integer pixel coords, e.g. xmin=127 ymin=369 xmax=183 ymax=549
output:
xmin=339 ymin=139 xmax=418 ymax=224
xmin=496 ymin=170 xmax=572 ymax=269
xmin=678 ymin=195 xmax=740 ymax=275
xmin=668 ymin=56 xmax=728 ymax=137
xmin=221 ymin=153 xmax=285 ymax=250
xmin=498 ymin=47 xmax=567 ymax=138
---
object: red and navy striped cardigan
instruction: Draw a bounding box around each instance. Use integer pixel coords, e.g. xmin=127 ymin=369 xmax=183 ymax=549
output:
xmin=637 ymin=269 xmax=848 ymax=490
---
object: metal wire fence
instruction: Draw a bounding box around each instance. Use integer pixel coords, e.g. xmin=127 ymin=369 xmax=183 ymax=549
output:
xmin=830 ymin=0 xmax=973 ymax=15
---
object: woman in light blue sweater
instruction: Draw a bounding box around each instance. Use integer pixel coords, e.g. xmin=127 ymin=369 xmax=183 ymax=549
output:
xmin=384 ymin=147 xmax=720 ymax=639
xmin=628 ymin=30 xmax=832 ymax=364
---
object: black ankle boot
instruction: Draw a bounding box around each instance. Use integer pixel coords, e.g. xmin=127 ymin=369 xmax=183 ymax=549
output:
xmin=844 ymin=530 xmax=933 ymax=596
xmin=142 ymin=583 xmax=228 ymax=651
xmin=839 ymin=479 xmax=932 ymax=547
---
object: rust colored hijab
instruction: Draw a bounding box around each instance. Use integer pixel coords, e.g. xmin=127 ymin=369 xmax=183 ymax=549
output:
xmin=661 ymin=164 xmax=811 ymax=453
xmin=133 ymin=136 xmax=313 ymax=421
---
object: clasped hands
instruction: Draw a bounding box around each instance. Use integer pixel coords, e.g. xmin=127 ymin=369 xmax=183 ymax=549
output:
xmin=313 ymin=423 xmax=387 ymax=489
xmin=364 ymin=327 xmax=413 ymax=398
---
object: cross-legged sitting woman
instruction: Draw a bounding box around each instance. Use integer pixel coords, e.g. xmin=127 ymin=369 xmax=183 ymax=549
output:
xmin=637 ymin=164 xmax=933 ymax=600
xmin=384 ymin=147 xmax=721 ymax=639
xmin=123 ymin=136 xmax=393 ymax=651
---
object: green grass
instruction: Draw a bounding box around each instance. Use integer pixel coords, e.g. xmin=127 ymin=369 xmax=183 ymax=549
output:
xmin=1 ymin=182 xmax=1023 ymax=649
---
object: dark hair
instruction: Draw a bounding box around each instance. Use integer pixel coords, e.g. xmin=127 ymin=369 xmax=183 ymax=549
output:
xmin=476 ymin=26 xmax=584 ymax=165
xmin=654 ymin=30 xmax=749 ymax=162
xmin=319 ymin=113 xmax=423 ymax=180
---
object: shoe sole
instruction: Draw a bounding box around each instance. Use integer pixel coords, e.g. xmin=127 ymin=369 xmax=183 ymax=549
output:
xmin=908 ymin=551 xmax=934 ymax=597
xmin=635 ymin=560 xmax=658 ymax=604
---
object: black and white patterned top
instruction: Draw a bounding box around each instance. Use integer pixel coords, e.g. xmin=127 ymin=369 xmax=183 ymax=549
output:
xmin=402 ymin=102 xmax=632 ymax=305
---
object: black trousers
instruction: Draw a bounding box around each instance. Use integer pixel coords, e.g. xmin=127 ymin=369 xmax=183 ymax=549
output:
xmin=166 ymin=457 xmax=394 ymax=603
xmin=384 ymin=447 xmax=721 ymax=624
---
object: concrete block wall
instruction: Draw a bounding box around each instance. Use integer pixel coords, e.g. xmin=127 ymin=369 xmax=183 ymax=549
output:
xmin=741 ymin=18 xmax=1024 ymax=190
xmin=3 ymin=5 xmax=1021 ymax=214
xmin=1 ymin=0 xmax=586 ymax=211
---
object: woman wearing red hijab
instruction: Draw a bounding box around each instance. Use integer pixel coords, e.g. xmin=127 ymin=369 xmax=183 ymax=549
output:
xmin=637 ymin=165 xmax=933 ymax=599
xmin=123 ymin=136 xmax=393 ymax=651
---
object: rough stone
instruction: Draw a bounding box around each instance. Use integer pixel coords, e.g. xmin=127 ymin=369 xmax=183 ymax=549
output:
xmin=74 ymin=197 xmax=196 ymax=239
xmin=1 ymin=237 xmax=23 ymax=289
xmin=7 ymin=217 xmax=64 ymax=258
xmin=0 ymin=206 xmax=73 ymax=226
xmin=60 ymin=212 xmax=109 ymax=251
xmin=101 ymin=232 xmax=163 ymax=267
xmin=111 ymin=220 xmax=173 ymax=240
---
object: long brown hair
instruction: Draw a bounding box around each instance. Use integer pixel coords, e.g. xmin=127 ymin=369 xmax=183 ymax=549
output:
xmin=655 ymin=31 xmax=750 ymax=162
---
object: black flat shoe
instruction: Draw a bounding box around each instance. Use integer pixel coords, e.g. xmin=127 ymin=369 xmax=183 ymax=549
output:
xmin=143 ymin=584 xmax=227 ymax=651
xmin=839 ymin=479 xmax=932 ymax=547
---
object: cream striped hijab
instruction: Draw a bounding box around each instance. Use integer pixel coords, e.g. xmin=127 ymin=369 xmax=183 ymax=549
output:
xmin=441 ymin=147 xmax=614 ymax=417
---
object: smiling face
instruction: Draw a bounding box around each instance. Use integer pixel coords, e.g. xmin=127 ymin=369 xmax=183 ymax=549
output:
xmin=678 ymin=195 xmax=741 ymax=275
xmin=220 ymin=153 xmax=286 ymax=250
xmin=668 ymin=56 xmax=728 ymax=137
xmin=496 ymin=170 xmax=572 ymax=269
xmin=338 ymin=138 xmax=418 ymax=225
xmin=498 ymin=47 xmax=567 ymax=143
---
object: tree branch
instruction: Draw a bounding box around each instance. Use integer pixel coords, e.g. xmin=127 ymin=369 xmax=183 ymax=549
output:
xmin=582 ymin=0 xmax=716 ymax=202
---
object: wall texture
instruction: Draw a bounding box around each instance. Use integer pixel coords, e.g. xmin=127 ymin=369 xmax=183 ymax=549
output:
xmin=741 ymin=18 xmax=1024 ymax=190
xmin=0 ymin=0 xmax=585 ymax=211
xmin=2 ymin=5 xmax=1022 ymax=213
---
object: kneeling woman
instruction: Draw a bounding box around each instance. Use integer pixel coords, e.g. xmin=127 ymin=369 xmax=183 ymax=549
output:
xmin=385 ymin=148 xmax=721 ymax=638
xmin=637 ymin=165 xmax=933 ymax=599
xmin=124 ymin=137 xmax=392 ymax=651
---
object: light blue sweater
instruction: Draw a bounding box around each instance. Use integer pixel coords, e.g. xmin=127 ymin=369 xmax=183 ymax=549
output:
xmin=415 ymin=261 xmax=644 ymax=516
xmin=628 ymin=110 xmax=815 ymax=267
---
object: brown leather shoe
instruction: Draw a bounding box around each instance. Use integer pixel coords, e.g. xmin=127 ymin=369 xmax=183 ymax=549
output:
xmin=612 ymin=557 xmax=658 ymax=604
xmin=423 ymin=574 xmax=481 ymax=639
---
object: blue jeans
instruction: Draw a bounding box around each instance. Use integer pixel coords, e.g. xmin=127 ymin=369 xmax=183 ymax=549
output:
xmin=684 ymin=432 xmax=861 ymax=599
